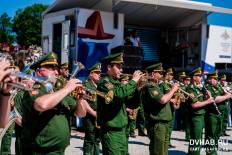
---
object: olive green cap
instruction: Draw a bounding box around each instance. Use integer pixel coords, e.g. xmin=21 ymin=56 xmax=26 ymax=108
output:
xmin=184 ymin=75 xmax=191 ymax=80
xmin=60 ymin=62 xmax=68 ymax=69
xmin=88 ymin=63 xmax=101 ymax=72
xmin=220 ymin=74 xmax=226 ymax=81
xmin=165 ymin=68 xmax=173 ymax=74
xmin=190 ymin=67 xmax=202 ymax=76
xmin=145 ymin=63 xmax=163 ymax=73
xmin=206 ymin=70 xmax=218 ymax=79
xmin=101 ymin=53 xmax=123 ymax=64
xmin=30 ymin=52 xmax=58 ymax=70
xmin=178 ymin=71 xmax=186 ymax=78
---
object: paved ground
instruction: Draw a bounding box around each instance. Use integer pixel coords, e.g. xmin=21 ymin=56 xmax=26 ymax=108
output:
xmin=10 ymin=127 xmax=232 ymax=154
xmin=65 ymin=127 xmax=232 ymax=155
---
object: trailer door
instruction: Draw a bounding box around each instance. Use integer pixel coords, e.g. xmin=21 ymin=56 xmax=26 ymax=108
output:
xmin=61 ymin=20 xmax=70 ymax=64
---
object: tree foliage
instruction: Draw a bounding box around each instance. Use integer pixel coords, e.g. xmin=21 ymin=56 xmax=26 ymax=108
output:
xmin=0 ymin=13 xmax=15 ymax=44
xmin=13 ymin=4 xmax=48 ymax=46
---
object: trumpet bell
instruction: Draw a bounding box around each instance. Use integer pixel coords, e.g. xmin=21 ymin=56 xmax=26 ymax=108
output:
xmin=70 ymin=61 xmax=85 ymax=79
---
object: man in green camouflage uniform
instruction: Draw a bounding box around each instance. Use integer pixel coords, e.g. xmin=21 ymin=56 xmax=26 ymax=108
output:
xmin=120 ymin=74 xmax=137 ymax=138
xmin=219 ymin=74 xmax=230 ymax=136
xmin=119 ymin=74 xmax=140 ymax=154
xmin=186 ymin=68 xmax=214 ymax=155
xmin=205 ymin=71 xmax=231 ymax=155
xmin=97 ymin=53 xmax=143 ymax=155
xmin=142 ymin=63 xmax=179 ymax=155
xmin=0 ymin=124 xmax=14 ymax=155
xmin=83 ymin=63 xmax=101 ymax=155
xmin=136 ymin=99 xmax=146 ymax=136
xmin=182 ymin=74 xmax=191 ymax=141
xmin=159 ymin=68 xmax=178 ymax=148
xmin=16 ymin=52 xmax=85 ymax=154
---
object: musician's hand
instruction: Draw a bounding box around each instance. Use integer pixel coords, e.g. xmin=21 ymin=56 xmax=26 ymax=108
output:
xmin=0 ymin=61 xmax=11 ymax=83
xmin=171 ymin=83 xmax=179 ymax=92
xmin=225 ymin=91 xmax=232 ymax=99
xmin=207 ymin=96 xmax=214 ymax=104
xmin=170 ymin=98 xmax=181 ymax=109
xmin=132 ymin=70 xmax=143 ymax=83
xmin=64 ymin=79 xmax=83 ymax=93
xmin=170 ymin=98 xmax=177 ymax=104
xmin=1 ymin=68 xmax=19 ymax=94
xmin=126 ymin=108 xmax=133 ymax=115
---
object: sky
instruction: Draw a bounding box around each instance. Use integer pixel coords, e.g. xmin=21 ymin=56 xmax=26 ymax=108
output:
xmin=0 ymin=0 xmax=232 ymax=27
xmin=0 ymin=0 xmax=55 ymax=17
xmin=194 ymin=0 xmax=232 ymax=27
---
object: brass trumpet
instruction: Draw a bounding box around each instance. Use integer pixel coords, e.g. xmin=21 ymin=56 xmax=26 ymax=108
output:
xmin=69 ymin=61 xmax=85 ymax=79
xmin=168 ymin=80 xmax=194 ymax=100
xmin=71 ymin=86 xmax=113 ymax=104
xmin=120 ymin=73 xmax=153 ymax=80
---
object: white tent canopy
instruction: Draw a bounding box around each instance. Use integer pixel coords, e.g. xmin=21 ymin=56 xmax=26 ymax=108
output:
xmin=43 ymin=0 xmax=232 ymax=27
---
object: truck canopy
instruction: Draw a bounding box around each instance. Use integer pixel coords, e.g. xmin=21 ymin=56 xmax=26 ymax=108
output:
xmin=43 ymin=0 xmax=232 ymax=28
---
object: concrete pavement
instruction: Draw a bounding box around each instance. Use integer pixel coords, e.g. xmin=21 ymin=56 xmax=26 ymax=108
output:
xmin=10 ymin=127 xmax=232 ymax=154
xmin=65 ymin=127 xmax=232 ymax=155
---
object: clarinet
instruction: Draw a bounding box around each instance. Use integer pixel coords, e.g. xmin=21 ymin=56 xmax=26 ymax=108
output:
xmin=202 ymin=85 xmax=221 ymax=116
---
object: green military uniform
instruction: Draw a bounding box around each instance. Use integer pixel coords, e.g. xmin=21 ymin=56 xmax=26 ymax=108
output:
xmin=204 ymin=71 xmax=222 ymax=155
xmin=14 ymin=90 xmax=27 ymax=155
xmin=216 ymin=83 xmax=227 ymax=137
xmin=159 ymin=68 xmax=175 ymax=148
xmin=182 ymin=74 xmax=191 ymax=141
xmin=219 ymin=75 xmax=229 ymax=136
xmin=18 ymin=52 xmax=77 ymax=154
xmin=142 ymin=63 xmax=172 ymax=155
xmin=83 ymin=63 xmax=101 ymax=155
xmin=186 ymin=68 xmax=206 ymax=155
xmin=119 ymin=74 xmax=140 ymax=155
xmin=136 ymin=102 xmax=146 ymax=136
xmin=178 ymin=72 xmax=191 ymax=141
xmin=97 ymin=53 xmax=138 ymax=155
xmin=120 ymin=74 xmax=137 ymax=138
xmin=0 ymin=123 xmax=14 ymax=155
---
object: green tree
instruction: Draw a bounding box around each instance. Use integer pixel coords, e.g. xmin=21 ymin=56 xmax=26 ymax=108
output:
xmin=13 ymin=4 xmax=48 ymax=46
xmin=0 ymin=13 xmax=15 ymax=44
